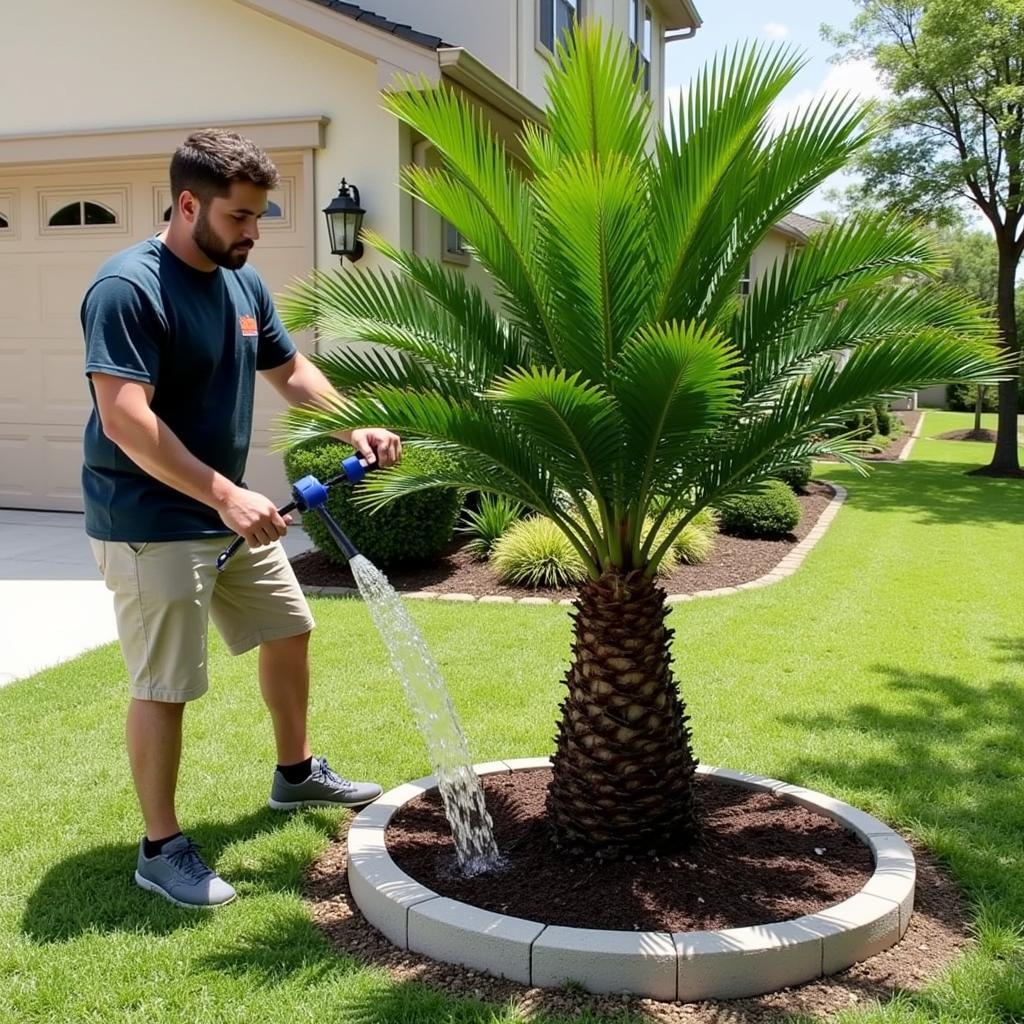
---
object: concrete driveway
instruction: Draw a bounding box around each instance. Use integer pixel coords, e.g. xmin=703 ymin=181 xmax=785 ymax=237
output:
xmin=0 ymin=509 xmax=312 ymax=687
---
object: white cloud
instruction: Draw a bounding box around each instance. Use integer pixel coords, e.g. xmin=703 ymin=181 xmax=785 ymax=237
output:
xmin=769 ymin=59 xmax=887 ymax=132
xmin=762 ymin=22 xmax=790 ymax=39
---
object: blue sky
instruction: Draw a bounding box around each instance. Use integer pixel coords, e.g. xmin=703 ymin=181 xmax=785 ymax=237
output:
xmin=663 ymin=0 xmax=875 ymax=215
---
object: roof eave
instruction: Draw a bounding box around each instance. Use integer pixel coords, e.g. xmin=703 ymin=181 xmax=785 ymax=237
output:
xmin=437 ymin=48 xmax=546 ymax=126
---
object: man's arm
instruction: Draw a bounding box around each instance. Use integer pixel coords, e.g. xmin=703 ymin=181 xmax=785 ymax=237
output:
xmin=92 ymin=373 xmax=291 ymax=548
xmin=261 ymin=352 xmax=401 ymax=467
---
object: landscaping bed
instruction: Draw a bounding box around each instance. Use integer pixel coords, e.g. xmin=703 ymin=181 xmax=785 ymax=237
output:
xmin=290 ymin=481 xmax=836 ymax=599
xmin=385 ymin=768 xmax=872 ymax=932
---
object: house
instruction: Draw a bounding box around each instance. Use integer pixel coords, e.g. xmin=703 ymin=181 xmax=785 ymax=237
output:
xmin=0 ymin=0 xmax=715 ymax=512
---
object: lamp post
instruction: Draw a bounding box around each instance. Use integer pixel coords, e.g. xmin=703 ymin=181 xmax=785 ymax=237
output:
xmin=322 ymin=179 xmax=365 ymax=263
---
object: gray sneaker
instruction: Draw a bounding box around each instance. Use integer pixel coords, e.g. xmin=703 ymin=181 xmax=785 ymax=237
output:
xmin=134 ymin=835 xmax=236 ymax=909
xmin=268 ymin=756 xmax=382 ymax=811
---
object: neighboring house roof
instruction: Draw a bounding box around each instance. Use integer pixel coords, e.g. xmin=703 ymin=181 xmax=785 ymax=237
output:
xmin=775 ymin=211 xmax=826 ymax=243
xmin=301 ymin=0 xmax=446 ymax=49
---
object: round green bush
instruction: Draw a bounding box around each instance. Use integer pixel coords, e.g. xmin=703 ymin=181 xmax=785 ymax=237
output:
xmin=282 ymin=440 xmax=462 ymax=566
xmin=773 ymin=459 xmax=812 ymax=493
xmin=717 ymin=480 xmax=802 ymax=539
xmin=874 ymin=401 xmax=893 ymax=437
xmin=490 ymin=516 xmax=586 ymax=588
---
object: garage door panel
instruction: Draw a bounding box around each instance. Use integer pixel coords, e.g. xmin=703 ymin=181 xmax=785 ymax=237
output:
xmin=0 ymin=156 xmax=311 ymax=512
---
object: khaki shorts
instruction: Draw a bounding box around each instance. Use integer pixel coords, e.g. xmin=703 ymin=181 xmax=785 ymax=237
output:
xmin=89 ymin=537 xmax=316 ymax=703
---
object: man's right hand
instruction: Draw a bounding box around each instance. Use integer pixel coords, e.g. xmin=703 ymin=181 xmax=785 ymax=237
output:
xmin=216 ymin=484 xmax=293 ymax=549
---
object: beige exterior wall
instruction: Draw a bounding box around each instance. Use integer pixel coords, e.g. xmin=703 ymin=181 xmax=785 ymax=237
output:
xmin=362 ymin=0 xmax=518 ymax=83
xmin=750 ymin=229 xmax=794 ymax=285
xmin=1 ymin=0 xmax=407 ymax=278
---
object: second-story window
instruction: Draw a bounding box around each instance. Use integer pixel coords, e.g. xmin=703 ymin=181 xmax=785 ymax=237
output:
xmin=539 ymin=0 xmax=580 ymax=53
xmin=629 ymin=1 xmax=653 ymax=92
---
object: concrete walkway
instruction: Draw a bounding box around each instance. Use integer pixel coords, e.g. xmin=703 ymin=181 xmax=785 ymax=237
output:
xmin=0 ymin=509 xmax=312 ymax=687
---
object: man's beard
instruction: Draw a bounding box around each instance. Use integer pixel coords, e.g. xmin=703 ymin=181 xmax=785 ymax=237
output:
xmin=193 ymin=207 xmax=253 ymax=270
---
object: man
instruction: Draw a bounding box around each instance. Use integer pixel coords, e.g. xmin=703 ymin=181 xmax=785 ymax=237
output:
xmin=81 ymin=129 xmax=401 ymax=909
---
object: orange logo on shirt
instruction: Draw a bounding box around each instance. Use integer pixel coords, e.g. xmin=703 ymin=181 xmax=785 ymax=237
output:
xmin=239 ymin=315 xmax=258 ymax=337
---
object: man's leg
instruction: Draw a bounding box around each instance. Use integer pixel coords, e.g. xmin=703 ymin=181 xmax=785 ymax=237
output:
xmin=126 ymin=697 xmax=184 ymax=841
xmin=258 ymin=630 xmax=312 ymax=766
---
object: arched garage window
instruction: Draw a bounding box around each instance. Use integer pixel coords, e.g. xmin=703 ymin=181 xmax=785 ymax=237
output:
xmin=49 ymin=201 xmax=118 ymax=227
xmin=161 ymin=200 xmax=282 ymax=221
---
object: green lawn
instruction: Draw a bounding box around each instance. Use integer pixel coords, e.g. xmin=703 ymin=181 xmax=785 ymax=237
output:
xmin=2 ymin=410 xmax=1023 ymax=1023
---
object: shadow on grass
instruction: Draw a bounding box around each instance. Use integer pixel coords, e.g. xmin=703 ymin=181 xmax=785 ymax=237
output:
xmin=838 ymin=460 xmax=1024 ymax=528
xmin=779 ymin=660 xmax=1024 ymax=900
xmin=21 ymin=806 xmax=339 ymax=943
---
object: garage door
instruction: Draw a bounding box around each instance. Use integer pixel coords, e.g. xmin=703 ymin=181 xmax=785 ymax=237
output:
xmin=0 ymin=153 xmax=313 ymax=512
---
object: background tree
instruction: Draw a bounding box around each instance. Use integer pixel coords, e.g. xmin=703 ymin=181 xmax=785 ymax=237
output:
xmin=825 ymin=0 xmax=1024 ymax=475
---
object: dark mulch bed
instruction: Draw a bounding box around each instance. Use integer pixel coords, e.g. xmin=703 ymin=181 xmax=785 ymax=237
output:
xmin=386 ymin=769 xmax=872 ymax=932
xmin=935 ymin=428 xmax=998 ymax=443
xmin=306 ymin=805 xmax=970 ymax=1022
xmin=291 ymin=481 xmax=835 ymax=600
xmin=816 ymin=410 xmax=920 ymax=463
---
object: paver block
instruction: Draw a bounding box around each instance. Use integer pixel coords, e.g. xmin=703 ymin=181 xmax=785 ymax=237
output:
xmin=533 ymin=927 xmax=677 ymax=999
xmin=667 ymin=594 xmax=694 ymax=602
xmin=519 ymin=596 xmax=553 ymax=605
xmin=810 ymin=892 xmax=902 ymax=974
xmin=408 ymin=897 xmax=543 ymax=985
xmin=404 ymin=591 xmax=438 ymax=600
xmin=696 ymin=765 xmax=785 ymax=792
xmin=675 ymin=921 xmax=824 ymax=1001
xmin=502 ymin=757 xmax=552 ymax=771
xmin=478 ymin=595 xmax=515 ymax=603
xmin=441 ymin=593 xmax=476 ymax=602
xmin=771 ymin=784 xmax=896 ymax=842
xmin=347 ymin=837 xmax=439 ymax=948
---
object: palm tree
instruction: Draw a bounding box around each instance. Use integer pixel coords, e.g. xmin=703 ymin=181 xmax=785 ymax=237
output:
xmin=277 ymin=25 xmax=1003 ymax=857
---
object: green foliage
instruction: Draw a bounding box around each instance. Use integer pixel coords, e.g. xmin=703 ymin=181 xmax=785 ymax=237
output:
xmin=948 ymin=381 xmax=999 ymax=413
xmin=278 ymin=22 xmax=1003 ymax=583
xmin=671 ymin=507 xmax=719 ymax=564
xmin=490 ymin=516 xmax=587 ymax=588
xmin=773 ymin=459 xmax=813 ymax=492
xmin=717 ymin=480 xmax=802 ymax=539
xmin=282 ymin=440 xmax=462 ymax=566
xmin=457 ymin=493 xmax=523 ymax=560
xmin=874 ymin=400 xmax=892 ymax=436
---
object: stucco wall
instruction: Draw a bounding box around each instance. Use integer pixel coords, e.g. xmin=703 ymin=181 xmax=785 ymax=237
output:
xmin=750 ymin=229 xmax=792 ymax=284
xmin=2 ymin=0 xmax=407 ymax=278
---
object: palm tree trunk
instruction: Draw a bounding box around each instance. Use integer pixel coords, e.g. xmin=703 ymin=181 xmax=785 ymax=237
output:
xmin=547 ymin=568 xmax=699 ymax=856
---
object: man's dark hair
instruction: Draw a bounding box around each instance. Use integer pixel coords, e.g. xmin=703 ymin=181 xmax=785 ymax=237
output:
xmin=169 ymin=129 xmax=279 ymax=203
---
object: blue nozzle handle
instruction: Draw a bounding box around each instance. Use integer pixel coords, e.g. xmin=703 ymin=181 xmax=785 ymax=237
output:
xmin=215 ymin=454 xmax=380 ymax=572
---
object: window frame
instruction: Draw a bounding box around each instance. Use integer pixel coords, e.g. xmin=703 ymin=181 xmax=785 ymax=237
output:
xmin=629 ymin=1 xmax=653 ymax=93
xmin=441 ymin=218 xmax=471 ymax=266
xmin=536 ymin=0 xmax=583 ymax=55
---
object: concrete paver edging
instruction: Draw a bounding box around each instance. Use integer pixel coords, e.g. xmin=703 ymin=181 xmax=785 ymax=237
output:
xmin=304 ymin=484 xmax=849 ymax=606
xmin=347 ymin=760 xmax=916 ymax=1001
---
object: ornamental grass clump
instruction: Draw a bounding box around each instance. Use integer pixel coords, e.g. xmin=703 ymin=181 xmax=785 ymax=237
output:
xmin=277 ymin=24 xmax=1005 ymax=856
xmin=491 ymin=515 xmax=587 ymax=587
xmin=458 ymin=493 xmax=524 ymax=560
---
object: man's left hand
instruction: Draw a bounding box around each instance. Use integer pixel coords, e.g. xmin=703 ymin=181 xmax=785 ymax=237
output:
xmin=349 ymin=427 xmax=402 ymax=468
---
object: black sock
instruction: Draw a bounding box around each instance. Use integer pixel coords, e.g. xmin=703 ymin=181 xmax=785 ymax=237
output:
xmin=143 ymin=831 xmax=182 ymax=858
xmin=277 ymin=756 xmax=313 ymax=784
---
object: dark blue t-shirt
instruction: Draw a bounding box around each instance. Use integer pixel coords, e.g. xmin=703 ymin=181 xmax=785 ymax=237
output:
xmin=81 ymin=237 xmax=296 ymax=541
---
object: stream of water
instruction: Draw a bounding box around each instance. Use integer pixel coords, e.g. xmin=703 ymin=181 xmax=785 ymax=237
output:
xmin=348 ymin=554 xmax=505 ymax=876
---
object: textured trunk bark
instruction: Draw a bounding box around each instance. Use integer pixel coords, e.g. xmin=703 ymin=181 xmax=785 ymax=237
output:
xmin=546 ymin=568 xmax=699 ymax=856
xmin=973 ymin=240 xmax=1022 ymax=476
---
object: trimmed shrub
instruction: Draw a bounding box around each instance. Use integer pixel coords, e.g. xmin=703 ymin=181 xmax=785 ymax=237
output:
xmin=874 ymin=401 xmax=893 ymax=437
xmin=491 ymin=516 xmax=587 ymax=588
xmin=282 ymin=440 xmax=462 ymax=566
xmin=457 ymin=494 xmax=523 ymax=560
xmin=773 ymin=459 xmax=812 ymax=493
xmin=717 ymin=480 xmax=801 ymax=539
